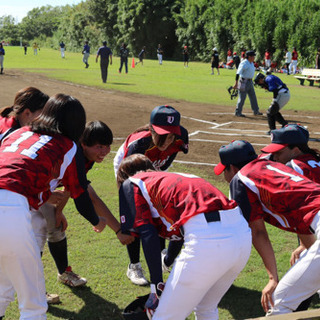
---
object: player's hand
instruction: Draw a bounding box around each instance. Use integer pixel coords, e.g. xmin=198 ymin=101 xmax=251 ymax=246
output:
xmin=261 ymin=279 xmax=278 ymax=312
xmin=93 ymin=216 xmax=107 ymax=233
xmin=290 ymin=245 xmax=305 ymax=266
xmin=47 ymin=190 xmax=66 ymax=205
xmin=145 ymin=282 xmax=165 ymax=319
xmin=117 ymin=232 xmax=135 ymax=245
xmin=55 ymin=211 xmax=68 ymax=232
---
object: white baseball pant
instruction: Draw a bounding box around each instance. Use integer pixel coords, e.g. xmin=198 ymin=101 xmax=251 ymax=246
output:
xmin=0 ymin=190 xmax=47 ymax=319
xmin=153 ymin=207 xmax=252 ymax=320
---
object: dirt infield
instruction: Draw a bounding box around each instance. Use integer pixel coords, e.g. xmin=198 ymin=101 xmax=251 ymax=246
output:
xmin=2 ymin=70 xmax=320 ymax=177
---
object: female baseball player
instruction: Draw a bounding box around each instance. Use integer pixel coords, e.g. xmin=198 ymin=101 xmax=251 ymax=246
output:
xmin=0 ymin=94 xmax=107 ymax=320
xmin=215 ymin=140 xmax=320 ymax=316
xmin=117 ymin=154 xmax=252 ymax=320
xmin=254 ymin=72 xmax=289 ymax=134
xmin=261 ymin=124 xmax=320 ymax=311
xmin=114 ymin=105 xmax=188 ymax=286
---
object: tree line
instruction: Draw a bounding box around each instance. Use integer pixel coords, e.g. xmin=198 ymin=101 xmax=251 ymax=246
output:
xmin=1 ymin=0 xmax=320 ymax=66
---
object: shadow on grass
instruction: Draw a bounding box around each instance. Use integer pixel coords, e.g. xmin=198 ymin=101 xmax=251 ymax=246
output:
xmin=48 ymin=286 xmax=124 ymax=320
xmin=219 ymin=284 xmax=263 ymax=320
xmin=110 ymin=82 xmax=134 ymax=86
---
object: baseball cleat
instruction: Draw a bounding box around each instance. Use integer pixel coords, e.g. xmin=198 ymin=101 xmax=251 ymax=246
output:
xmin=127 ymin=262 xmax=148 ymax=286
xmin=57 ymin=266 xmax=87 ymax=287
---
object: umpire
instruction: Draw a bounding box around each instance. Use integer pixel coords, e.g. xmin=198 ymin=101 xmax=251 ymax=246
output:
xmin=96 ymin=41 xmax=112 ymax=83
xmin=233 ymin=51 xmax=262 ymax=117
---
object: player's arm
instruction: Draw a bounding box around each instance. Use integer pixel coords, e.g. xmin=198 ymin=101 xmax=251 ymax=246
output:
xmin=87 ymin=184 xmax=134 ymax=245
xmin=250 ymin=218 xmax=278 ymax=312
xmin=290 ymin=233 xmax=316 ymax=266
xmin=110 ymin=53 xmax=112 ymax=65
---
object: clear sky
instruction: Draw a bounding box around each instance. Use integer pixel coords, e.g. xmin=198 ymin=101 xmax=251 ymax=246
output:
xmin=1 ymin=0 xmax=82 ymax=22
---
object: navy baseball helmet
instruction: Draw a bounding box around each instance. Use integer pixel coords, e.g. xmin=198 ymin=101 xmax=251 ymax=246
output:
xmin=122 ymin=294 xmax=149 ymax=320
xmin=254 ymin=72 xmax=265 ymax=84
xmin=261 ymin=124 xmax=309 ymax=153
xmin=150 ymin=105 xmax=181 ymax=136
xmin=214 ymin=140 xmax=257 ymax=175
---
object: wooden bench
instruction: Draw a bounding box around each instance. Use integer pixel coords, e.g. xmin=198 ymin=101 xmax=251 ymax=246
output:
xmin=247 ymin=308 xmax=320 ymax=320
xmin=295 ymin=68 xmax=320 ymax=86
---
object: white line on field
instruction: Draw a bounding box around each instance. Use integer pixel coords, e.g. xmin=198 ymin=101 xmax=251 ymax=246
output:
xmin=174 ymin=160 xmax=216 ymax=167
xmin=206 ymin=112 xmax=320 ymax=119
xmin=189 ymin=139 xmax=267 ymax=146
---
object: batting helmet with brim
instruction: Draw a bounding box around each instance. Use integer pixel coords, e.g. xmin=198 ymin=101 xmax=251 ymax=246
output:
xmin=254 ymin=72 xmax=265 ymax=85
xmin=122 ymin=294 xmax=149 ymax=320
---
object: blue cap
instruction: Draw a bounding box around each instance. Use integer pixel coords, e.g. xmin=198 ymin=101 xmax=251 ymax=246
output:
xmin=261 ymin=124 xmax=309 ymax=153
xmin=150 ymin=105 xmax=181 ymax=135
xmin=214 ymin=140 xmax=257 ymax=175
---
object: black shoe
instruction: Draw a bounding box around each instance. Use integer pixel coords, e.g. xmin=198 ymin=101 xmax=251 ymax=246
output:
xmin=235 ymin=113 xmax=246 ymax=117
xmin=266 ymin=131 xmax=271 ymax=135
xmin=254 ymin=112 xmax=263 ymax=116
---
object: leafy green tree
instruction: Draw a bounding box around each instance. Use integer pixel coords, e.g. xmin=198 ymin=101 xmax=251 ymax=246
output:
xmin=0 ymin=15 xmax=21 ymax=44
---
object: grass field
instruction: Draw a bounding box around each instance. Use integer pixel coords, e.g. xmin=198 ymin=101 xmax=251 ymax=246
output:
xmin=3 ymin=46 xmax=320 ymax=320
xmin=4 ymin=46 xmax=320 ymax=111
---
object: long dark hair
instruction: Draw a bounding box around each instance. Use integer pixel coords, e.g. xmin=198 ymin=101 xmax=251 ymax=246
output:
xmin=0 ymin=87 xmax=49 ymax=118
xmin=289 ymin=144 xmax=320 ymax=161
xmin=117 ymin=154 xmax=155 ymax=187
xmin=31 ymin=93 xmax=86 ymax=142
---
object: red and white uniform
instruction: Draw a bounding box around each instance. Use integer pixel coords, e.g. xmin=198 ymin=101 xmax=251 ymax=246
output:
xmin=0 ymin=127 xmax=96 ymax=320
xmin=0 ymin=116 xmax=19 ymax=140
xmin=120 ymin=171 xmax=251 ymax=320
xmin=230 ymin=158 xmax=320 ymax=315
xmin=114 ymin=128 xmax=188 ymax=175
xmin=288 ymin=153 xmax=320 ymax=184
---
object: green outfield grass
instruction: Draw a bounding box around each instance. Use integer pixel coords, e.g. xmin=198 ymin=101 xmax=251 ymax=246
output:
xmin=4 ymin=46 xmax=320 ymax=112
xmin=3 ymin=47 xmax=320 ymax=319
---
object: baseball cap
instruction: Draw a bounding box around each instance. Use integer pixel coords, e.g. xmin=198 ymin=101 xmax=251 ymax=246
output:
xmin=213 ymin=47 xmax=218 ymax=51
xmin=246 ymin=50 xmax=256 ymax=57
xmin=233 ymin=52 xmax=237 ymax=55
xmin=150 ymin=105 xmax=181 ymax=136
xmin=261 ymin=124 xmax=309 ymax=153
xmin=214 ymin=140 xmax=257 ymax=175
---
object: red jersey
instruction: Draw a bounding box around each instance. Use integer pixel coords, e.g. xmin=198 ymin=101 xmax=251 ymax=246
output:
xmin=0 ymin=127 xmax=85 ymax=209
xmin=0 ymin=116 xmax=19 ymax=141
xmin=119 ymin=171 xmax=237 ymax=239
xmin=292 ymin=50 xmax=298 ymax=60
xmin=122 ymin=127 xmax=188 ymax=171
xmin=265 ymin=51 xmax=271 ymax=60
xmin=230 ymin=158 xmax=320 ymax=234
xmin=288 ymin=153 xmax=320 ymax=184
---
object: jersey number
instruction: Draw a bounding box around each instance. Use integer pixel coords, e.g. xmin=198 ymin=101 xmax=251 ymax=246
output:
xmin=3 ymin=131 xmax=52 ymax=159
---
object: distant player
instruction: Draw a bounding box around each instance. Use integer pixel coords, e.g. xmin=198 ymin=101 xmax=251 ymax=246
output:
xmin=215 ymin=140 xmax=320 ymax=316
xmin=254 ymin=72 xmax=289 ymax=134
xmin=117 ymin=154 xmax=251 ymax=320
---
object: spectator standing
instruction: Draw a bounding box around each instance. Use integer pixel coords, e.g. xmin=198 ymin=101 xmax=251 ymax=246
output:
xmin=182 ymin=45 xmax=189 ymax=67
xmin=59 ymin=41 xmax=65 ymax=58
xmin=119 ymin=43 xmax=129 ymax=74
xmin=96 ymin=41 xmax=112 ymax=83
xmin=284 ymin=48 xmax=292 ymax=75
xmin=265 ymin=49 xmax=271 ymax=70
xmin=0 ymin=43 xmax=4 ymax=74
xmin=157 ymin=44 xmax=163 ymax=65
xmin=233 ymin=50 xmax=262 ymax=117
xmin=233 ymin=52 xmax=240 ymax=69
xmin=289 ymin=47 xmax=298 ymax=75
xmin=135 ymin=46 xmax=146 ymax=66
xmin=241 ymin=49 xmax=246 ymax=62
xmin=254 ymin=72 xmax=289 ymax=134
xmin=316 ymin=48 xmax=320 ymax=69
xmin=23 ymin=44 xmax=27 ymax=55
xmin=82 ymin=40 xmax=90 ymax=68
xmin=227 ymin=48 xmax=233 ymax=64
xmin=33 ymin=42 xmax=39 ymax=55
xmin=211 ymin=47 xmax=220 ymax=75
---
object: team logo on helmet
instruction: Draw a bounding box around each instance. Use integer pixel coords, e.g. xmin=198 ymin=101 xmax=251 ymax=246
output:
xmin=121 ymin=215 xmax=126 ymax=223
xmin=167 ymin=116 xmax=174 ymax=124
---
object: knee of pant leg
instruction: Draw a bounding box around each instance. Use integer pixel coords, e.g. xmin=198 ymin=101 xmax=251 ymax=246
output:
xmin=266 ymin=305 xmax=293 ymax=316
xmin=267 ymin=100 xmax=280 ymax=116
xmin=47 ymin=227 xmax=66 ymax=243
